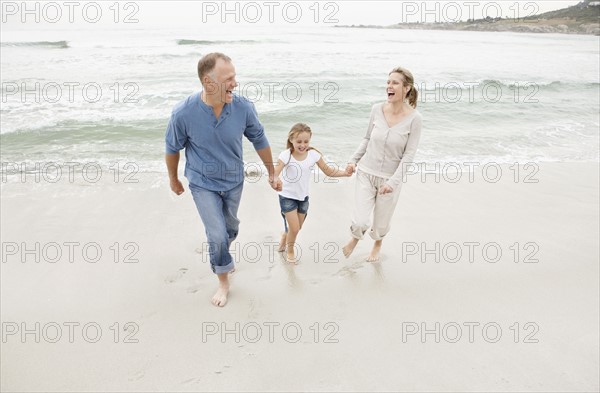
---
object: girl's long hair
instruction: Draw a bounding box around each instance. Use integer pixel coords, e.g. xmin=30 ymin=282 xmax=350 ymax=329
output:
xmin=285 ymin=123 xmax=322 ymax=165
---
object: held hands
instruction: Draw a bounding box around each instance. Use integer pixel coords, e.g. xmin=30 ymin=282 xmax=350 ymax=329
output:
xmin=345 ymin=163 xmax=356 ymax=176
xmin=170 ymin=178 xmax=185 ymax=195
xmin=269 ymin=177 xmax=282 ymax=192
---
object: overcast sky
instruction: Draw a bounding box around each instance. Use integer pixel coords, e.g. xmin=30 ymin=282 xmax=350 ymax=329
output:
xmin=0 ymin=1 xmax=581 ymax=30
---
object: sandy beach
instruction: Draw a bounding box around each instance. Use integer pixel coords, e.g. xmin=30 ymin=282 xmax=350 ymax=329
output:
xmin=1 ymin=162 xmax=598 ymax=392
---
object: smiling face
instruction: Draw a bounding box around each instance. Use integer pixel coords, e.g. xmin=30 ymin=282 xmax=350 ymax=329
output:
xmin=290 ymin=131 xmax=311 ymax=153
xmin=386 ymin=72 xmax=411 ymax=104
xmin=204 ymin=58 xmax=237 ymax=104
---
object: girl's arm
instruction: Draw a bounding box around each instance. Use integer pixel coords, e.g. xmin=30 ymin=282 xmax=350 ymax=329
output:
xmin=316 ymin=157 xmax=350 ymax=178
xmin=274 ymin=158 xmax=285 ymax=178
xmin=269 ymin=158 xmax=286 ymax=191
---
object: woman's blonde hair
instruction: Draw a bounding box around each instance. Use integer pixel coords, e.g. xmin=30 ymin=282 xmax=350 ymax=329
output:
xmin=390 ymin=66 xmax=418 ymax=108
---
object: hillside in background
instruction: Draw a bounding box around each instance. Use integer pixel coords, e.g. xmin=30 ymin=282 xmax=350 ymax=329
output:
xmin=340 ymin=1 xmax=600 ymax=35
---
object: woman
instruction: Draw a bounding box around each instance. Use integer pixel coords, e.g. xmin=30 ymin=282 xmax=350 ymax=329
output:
xmin=343 ymin=66 xmax=423 ymax=262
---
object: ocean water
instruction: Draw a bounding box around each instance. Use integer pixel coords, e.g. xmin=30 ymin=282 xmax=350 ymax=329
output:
xmin=1 ymin=26 xmax=598 ymax=177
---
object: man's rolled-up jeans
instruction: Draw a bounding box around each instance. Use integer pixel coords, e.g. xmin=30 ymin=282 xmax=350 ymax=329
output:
xmin=190 ymin=182 xmax=243 ymax=274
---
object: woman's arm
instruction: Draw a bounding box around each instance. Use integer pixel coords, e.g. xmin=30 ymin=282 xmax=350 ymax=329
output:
xmin=348 ymin=105 xmax=377 ymax=166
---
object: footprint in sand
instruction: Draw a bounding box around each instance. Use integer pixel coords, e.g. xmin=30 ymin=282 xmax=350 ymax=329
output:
xmin=214 ymin=365 xmax=232 ymax=375
xmin=336 ymin=268 xmax=354 ymax=277
xmin=334 ymin=262 xmax=364 ymax=277
xmin=128 ymin=370 xmax=145 ymax=381
xmin=182 ymin=377 xmax=202 ymax=385
xmin=164 ymin=267 xmax=188 ymax=283
xmin=247 ymin=298 xmax=261 ymax=319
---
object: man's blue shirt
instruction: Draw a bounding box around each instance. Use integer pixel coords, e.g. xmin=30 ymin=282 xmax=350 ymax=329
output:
xmin=165 ymin=92 xmax=269 ymax=191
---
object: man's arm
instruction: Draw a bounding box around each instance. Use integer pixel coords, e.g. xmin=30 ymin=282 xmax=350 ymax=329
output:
xmin=242 ymin=101 xmax=281 ymax=191
xmin=256 ymin=146 xmax=282 ymax=191
xmin=166 ymin=152 xmax=184 ymax=195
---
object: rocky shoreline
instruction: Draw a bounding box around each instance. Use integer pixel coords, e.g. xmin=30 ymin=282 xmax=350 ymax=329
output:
xmin=338 ymin=1 xmax=600 ymax=36
xmin=338 ymin=21 xmax=599 ymax=36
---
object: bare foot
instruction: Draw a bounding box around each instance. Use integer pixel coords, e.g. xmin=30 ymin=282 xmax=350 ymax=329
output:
xmin=212 ymin=285 xmax=229 ymax=307
xmin=278 ymin=233 xmax=287 ymax=252
xmin=366 ymin=240 xmax=382 ymax=262
xmin=286 ymin=249 xmax=298 ymax=264
xmin=342 ymin=238 xmax=359 ymax=258
xmin=212 ymin=274 xmax=230 ymax=307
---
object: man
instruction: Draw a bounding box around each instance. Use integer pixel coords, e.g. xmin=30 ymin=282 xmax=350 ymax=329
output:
xmin=165 ymin=53 xmax=281 ymax=307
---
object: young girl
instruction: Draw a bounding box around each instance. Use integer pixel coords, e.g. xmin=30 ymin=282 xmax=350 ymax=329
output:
xmin=274 ymin=123 xmax=350 ymax=264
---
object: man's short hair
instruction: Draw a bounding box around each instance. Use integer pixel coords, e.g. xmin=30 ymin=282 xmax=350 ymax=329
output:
xmin=197 ymin=53 xmax=232 ymax=83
